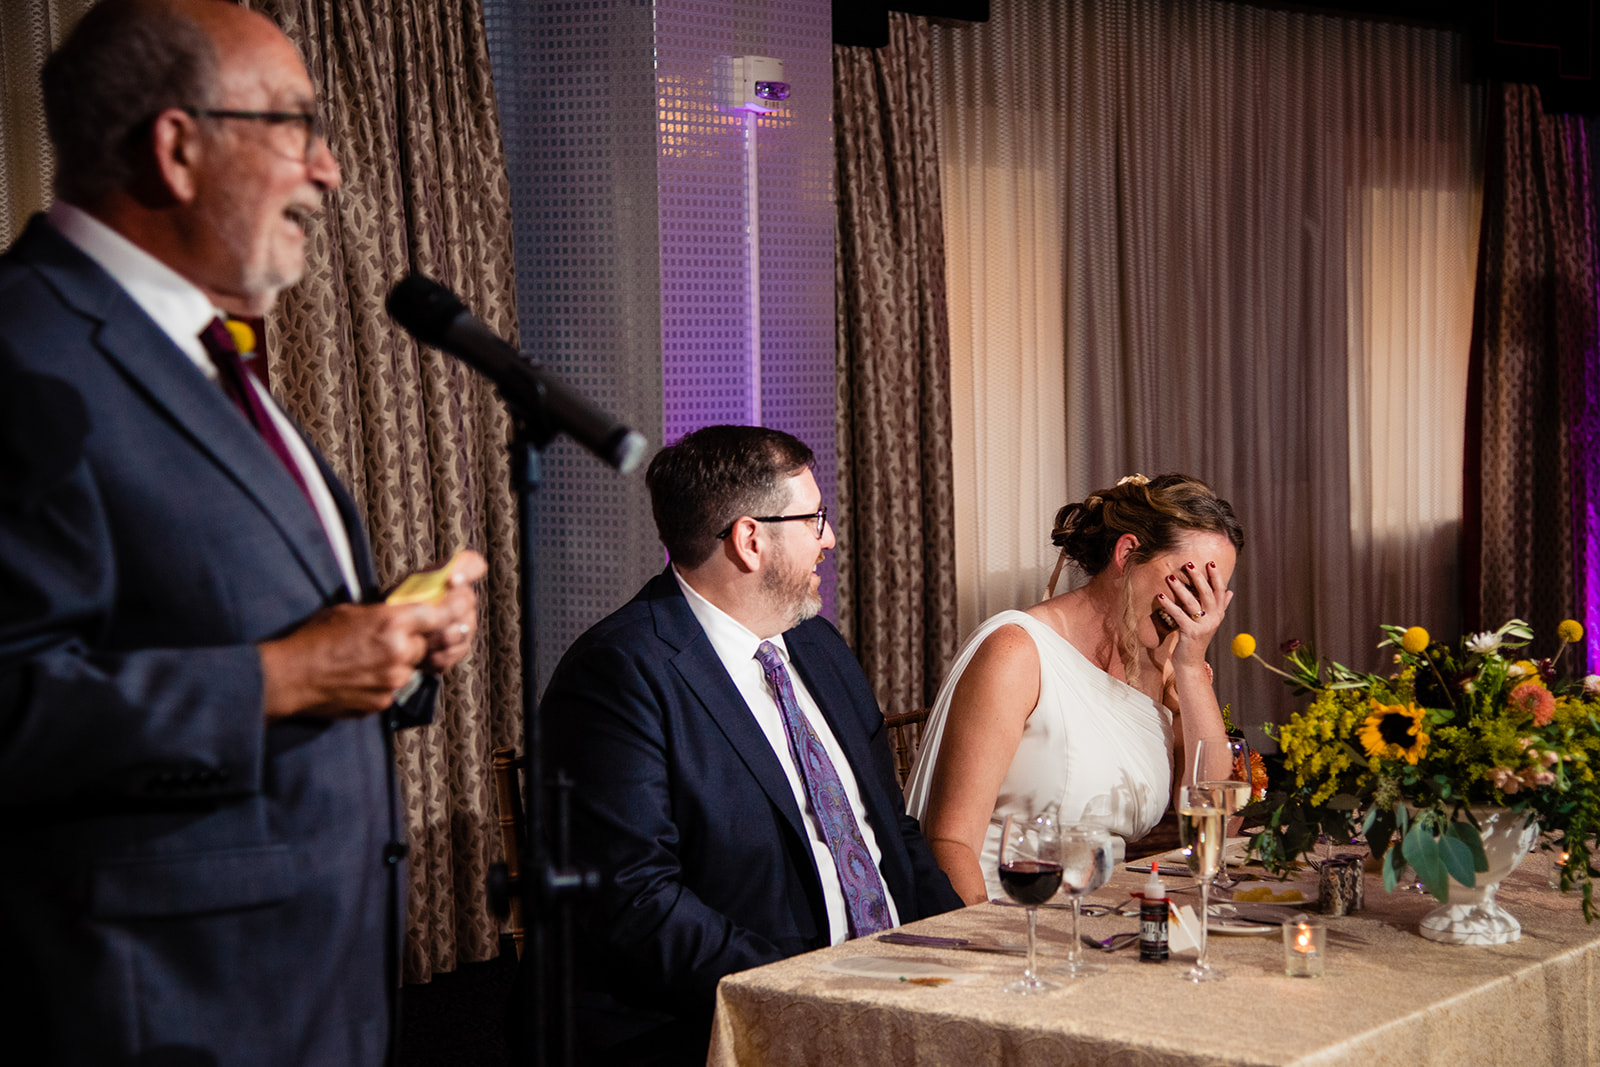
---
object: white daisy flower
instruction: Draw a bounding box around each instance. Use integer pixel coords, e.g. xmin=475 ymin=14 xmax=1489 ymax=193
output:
xmin=1465 ymin=632 xmax=1503 ymax=655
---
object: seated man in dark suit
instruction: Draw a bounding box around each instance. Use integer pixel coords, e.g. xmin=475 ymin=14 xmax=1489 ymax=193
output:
xmin=538 ymin=424 xmax=963 ymax=1065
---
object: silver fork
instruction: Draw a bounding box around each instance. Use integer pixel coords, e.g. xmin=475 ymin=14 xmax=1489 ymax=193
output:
xmin=1080 ymin=931 xmax=1139 ymax=952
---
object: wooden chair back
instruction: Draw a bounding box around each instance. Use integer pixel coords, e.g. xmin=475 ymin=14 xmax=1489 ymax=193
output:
xmin=884 ymin=707 xmax=932 ymax=790
xmin=491 ymin=745 xmax=526 ymax=959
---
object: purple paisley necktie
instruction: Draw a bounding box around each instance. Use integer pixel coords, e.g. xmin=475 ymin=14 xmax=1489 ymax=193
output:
xmin=755 ymin=640 xmax=892 ymax=937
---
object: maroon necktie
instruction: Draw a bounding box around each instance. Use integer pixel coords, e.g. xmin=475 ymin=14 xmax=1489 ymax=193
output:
xmin=755 ymin=641 xmax=893 ymax=938
xmin=198 ymin=317 xmax=313 ymax=505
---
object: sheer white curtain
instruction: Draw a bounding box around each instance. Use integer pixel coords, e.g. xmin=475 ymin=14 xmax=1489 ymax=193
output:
xmin=935 ymin=0 xmax=1479 ymax=733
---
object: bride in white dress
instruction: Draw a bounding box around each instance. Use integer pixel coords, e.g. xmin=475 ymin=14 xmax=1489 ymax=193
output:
xmin=904 ymin=474 xmax=1244 ymax=903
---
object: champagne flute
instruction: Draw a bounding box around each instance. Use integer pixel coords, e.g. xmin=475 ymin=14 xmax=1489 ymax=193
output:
xmin=997 ymin=811 xmax=1062 ymax=994
xmin=1178 ymin=785 xmax=1226 ymax=982
xmin=1193 ymin=737 xmax=1251 ymax=890
xmin=1058 ymin=824 xmax=1114 ymax=977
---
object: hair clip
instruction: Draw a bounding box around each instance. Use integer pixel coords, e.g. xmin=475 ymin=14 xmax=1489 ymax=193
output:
xmin=1116 ymin=473 xmax=1149 ymax=487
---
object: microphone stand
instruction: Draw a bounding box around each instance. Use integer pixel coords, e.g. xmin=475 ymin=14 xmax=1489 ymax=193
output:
xmin=493 ymin=407 xmax=600 ymax=1067
xmin=387 ymin=276 xmax=629 ymax=1065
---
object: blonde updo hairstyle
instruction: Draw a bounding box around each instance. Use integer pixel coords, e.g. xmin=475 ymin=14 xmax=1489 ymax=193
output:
xmin=1048 ymin=473 xmax=1244 ymax=686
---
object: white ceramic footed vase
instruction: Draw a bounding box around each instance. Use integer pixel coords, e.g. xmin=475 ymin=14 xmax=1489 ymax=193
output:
xmin=1417 ymin=808 xmax=1538 ymax=946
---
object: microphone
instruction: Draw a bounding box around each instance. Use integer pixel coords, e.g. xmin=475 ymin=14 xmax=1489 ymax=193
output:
xmin=386 ymin=274 xmax=648 ymax=473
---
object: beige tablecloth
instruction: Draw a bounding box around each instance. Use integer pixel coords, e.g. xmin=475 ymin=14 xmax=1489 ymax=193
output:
xmin=708 ymin=849 xmax=1599 ymax=1066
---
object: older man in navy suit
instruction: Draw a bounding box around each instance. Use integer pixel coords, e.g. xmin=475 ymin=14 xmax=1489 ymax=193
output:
xmin=0 ymin=2 xmax=484 ymax=1064
xmin=539 ymin=424 xmax=962 ymax=1065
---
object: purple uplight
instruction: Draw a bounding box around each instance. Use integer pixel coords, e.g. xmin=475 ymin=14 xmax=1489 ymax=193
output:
xmin=1581 ymin=385 xmax=1600 ymax=677
xmin=1580 ymin=273 xmax=1600 ymax=677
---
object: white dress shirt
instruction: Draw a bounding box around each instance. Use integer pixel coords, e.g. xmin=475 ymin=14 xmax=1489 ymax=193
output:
xmin=672 ymin=568 xmax=901 ymax=943
xmin=47 ymin=202 xmax=362 ymax=597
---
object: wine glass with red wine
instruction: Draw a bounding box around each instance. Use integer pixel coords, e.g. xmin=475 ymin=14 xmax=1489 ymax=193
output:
xmin=998 ymin=810 xmax=1062 ymax=994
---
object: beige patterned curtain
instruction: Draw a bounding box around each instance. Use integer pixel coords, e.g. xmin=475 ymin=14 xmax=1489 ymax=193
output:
xmin=245 ymin=0 xmax=522 ymax=982
xmin=1465 ymin=84 xmax=1598 ymax=670
xmin=834 ymin=12 xmax=960 ymax=711
xmin=0 ymin=0 xmax=96 ymax=241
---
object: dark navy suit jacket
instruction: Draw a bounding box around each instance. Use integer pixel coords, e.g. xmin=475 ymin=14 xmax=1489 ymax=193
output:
xmin=0 ymin=216 xmax=425 ymax=1066
xmin=541 ymin=569 xmax=961 ymax=1063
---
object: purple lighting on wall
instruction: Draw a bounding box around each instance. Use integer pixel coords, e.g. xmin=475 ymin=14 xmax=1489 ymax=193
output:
xmin=1579 ymin=307 xmax=1600 ymax=676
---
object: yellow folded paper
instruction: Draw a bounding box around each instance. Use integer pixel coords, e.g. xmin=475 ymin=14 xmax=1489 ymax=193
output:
xmin=387 ymin=551 xmax=468 ymax=605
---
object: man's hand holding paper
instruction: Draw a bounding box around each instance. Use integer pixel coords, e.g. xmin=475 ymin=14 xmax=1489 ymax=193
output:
xmin=260 ymin=549 xmax=487 ymax=720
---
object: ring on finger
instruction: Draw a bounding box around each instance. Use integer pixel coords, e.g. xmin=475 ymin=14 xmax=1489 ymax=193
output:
xmin=455 ymin=623 xmax=470 ymax=639
xmin=1190 ymin=610 xmax=1205 ymax=621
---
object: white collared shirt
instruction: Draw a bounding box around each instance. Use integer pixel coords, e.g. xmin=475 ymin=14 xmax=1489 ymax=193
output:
xmin=671 ymin=567 xmax=901 ymax=942
xmin=47 ymin=202 xmax=361 ymax=597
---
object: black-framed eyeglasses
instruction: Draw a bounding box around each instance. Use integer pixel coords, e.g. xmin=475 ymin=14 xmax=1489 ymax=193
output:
xmin=185 ymin=108 xmax=326 ymax=162
xmin=716 ymin=506 xmax=828 ymax=540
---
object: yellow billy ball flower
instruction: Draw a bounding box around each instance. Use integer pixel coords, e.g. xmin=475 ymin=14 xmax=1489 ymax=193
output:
xmin=1231 ymin=633 xmax=1257 ymax=659
xmin=1400 ymin=626 xmax=1430 ymax=654
xmin=1559 ymin=619 xmax=1584 ymax=644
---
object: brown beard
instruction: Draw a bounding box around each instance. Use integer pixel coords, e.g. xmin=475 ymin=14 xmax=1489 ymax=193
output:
xmin=761 ymin=552 xmax=821 ymax=631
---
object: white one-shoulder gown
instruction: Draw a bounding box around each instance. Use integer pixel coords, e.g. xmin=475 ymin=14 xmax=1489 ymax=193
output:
xmin=904 ymin=611 xmax=1174 ymax=900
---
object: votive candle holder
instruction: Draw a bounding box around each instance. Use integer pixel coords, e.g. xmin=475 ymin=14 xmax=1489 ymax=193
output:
xmin=1284 ymin=916 xmax=1326 ymax=978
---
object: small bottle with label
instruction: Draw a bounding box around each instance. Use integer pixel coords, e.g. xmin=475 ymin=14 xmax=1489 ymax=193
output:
xmin=1139 ymin=868 xmax=1169 ymax=962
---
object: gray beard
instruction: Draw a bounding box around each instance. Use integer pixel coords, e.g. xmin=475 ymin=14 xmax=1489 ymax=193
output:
xmin=792 ymin=588 xmax=822 ymax=627
xmin=764 ymin=566 xmax=821 ymax=631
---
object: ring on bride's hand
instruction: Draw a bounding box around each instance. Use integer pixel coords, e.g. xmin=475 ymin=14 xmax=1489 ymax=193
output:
xmin=1190 ymin=610 xmax=1205 ymax=621
xmin=455 ymin=623 xmax=470 ymax=639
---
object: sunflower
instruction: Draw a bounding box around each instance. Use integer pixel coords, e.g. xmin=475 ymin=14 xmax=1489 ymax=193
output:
xmin=1358 ymin=700 xmax=1429 ymax=764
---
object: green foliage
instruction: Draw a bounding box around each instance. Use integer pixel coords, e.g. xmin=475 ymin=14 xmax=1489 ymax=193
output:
xmin=1238 ymin=618 xmax=1600 ymax=920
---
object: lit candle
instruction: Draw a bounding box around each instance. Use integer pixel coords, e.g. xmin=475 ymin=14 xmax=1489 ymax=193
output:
xmin=1550 ymin=850 xmax=1570 ymax=890
xmin=1283 ymin=916 xmax=1326 ymax=977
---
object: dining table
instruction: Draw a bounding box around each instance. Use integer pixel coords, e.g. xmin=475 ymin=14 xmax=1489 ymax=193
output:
xmin=707 ymin=845 xmax=1599 ymax=1066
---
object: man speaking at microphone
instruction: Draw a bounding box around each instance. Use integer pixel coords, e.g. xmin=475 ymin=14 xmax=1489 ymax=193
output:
xmin=0 ymin=2 xmax=484 ymax=1063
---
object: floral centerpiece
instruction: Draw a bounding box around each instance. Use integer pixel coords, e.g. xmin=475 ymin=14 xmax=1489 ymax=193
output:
xmin=1232 ymin=619 xmax=1600 ymax=920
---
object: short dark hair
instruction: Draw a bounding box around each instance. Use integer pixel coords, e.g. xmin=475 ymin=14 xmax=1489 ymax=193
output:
xmin=645 ymin=425 xmax=815 ymax=568
xmin=1051 ymin=473 xmax=1244 ymax=577
xmin=41 ymin=0 xmax=220 ymax=204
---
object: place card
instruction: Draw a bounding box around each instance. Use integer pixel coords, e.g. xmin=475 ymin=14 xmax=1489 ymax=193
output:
xmin=1168 ymin=903 xmax=1201 ymax=956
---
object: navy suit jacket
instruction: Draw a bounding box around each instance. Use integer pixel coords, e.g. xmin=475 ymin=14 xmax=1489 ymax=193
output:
xmin=542 ymin=569 xmax=961 ymax=1061
xmin=0 ymin=216 xmax=425 ymax=1066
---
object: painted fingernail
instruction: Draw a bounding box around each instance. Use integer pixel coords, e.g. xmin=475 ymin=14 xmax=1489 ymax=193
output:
xmin=1185 ymin=562 xmax=1195 ymax=570
xmin=1158 ymin=593 xmax=1167 ymax=601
